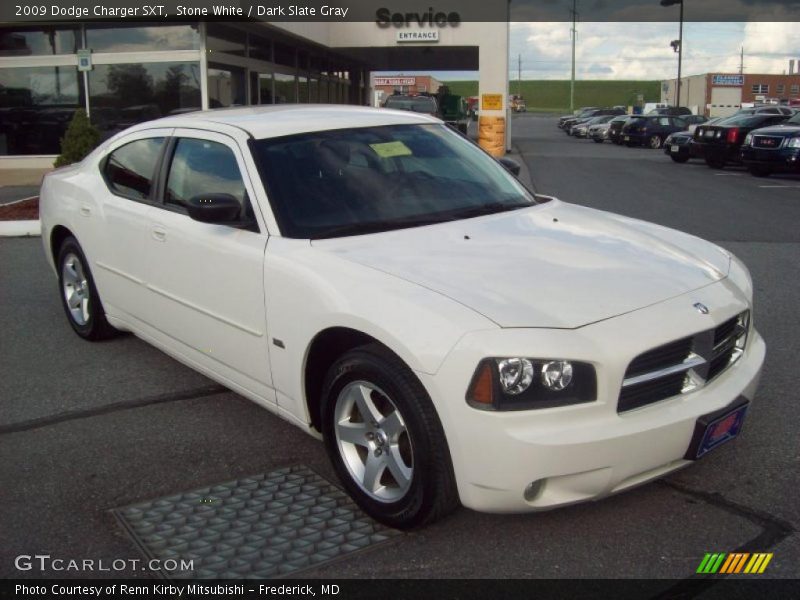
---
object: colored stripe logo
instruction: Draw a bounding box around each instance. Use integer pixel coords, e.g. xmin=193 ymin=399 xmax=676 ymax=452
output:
xmin=696 ymin=552 xmax=773 ymax=574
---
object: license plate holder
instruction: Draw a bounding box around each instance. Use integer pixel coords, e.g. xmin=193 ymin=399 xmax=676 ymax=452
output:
xmin=684 ymin=399 xmax=749 ymax=460
xmin=671 ymin=145 xmax=680 ymax=153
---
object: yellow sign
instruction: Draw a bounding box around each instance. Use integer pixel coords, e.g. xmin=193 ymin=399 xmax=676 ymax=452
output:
xmin=481 ymin=94 xmax=503 ymax=111
xmin=369 ymin=141 xmax=412 ymax=158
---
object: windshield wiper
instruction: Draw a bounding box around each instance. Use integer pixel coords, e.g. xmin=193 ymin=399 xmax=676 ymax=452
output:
xmin=448 ymin=201 xmax=532 ymax=220
xmin=311 ymin=216 xmax=452 ymax=240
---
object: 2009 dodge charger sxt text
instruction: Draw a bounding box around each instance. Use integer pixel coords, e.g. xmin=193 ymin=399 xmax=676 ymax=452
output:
xmin=40 ymin=106 xmax=765 ymax=529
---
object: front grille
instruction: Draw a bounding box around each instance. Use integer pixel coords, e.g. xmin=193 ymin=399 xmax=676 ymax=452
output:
xmin=752 ymin=135 xmax=784 ymax=149
xmin=618 ymin=312 xmax=749 ymax=413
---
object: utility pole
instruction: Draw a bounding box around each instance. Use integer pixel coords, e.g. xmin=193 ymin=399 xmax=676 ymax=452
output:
xmin=739 ymin=47 xmax=744 ymax=74
xmin=570 ymin=0 xmax=577 ymax=113
xmin=518 ymin=53 xmax=522 ymax=97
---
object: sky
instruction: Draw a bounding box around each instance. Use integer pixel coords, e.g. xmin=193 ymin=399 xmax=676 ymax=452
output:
xmin=393 ymin=22 xmax=800 ymax=82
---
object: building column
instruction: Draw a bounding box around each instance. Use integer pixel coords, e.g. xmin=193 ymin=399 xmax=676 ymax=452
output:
xmin=477 ymin=23 xmax=510 ymax=157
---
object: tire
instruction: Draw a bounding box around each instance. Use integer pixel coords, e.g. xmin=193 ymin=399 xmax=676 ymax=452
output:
xmin=705 ymin=157 xmax=726 ymax=169
xmin=648 ymin=135 xmax=663 ymax=150
xmin=57 ymin=236 xmax=117 ymax=341
xmin=748 ymin=165 xmax=772 ymax=178
xmin=593 ymin=138 xmax=604 ymax=144
xmin=670 ymin=154 xmax=690 ymax=163
xmin=321 ymin=343 xmax=459 ymax=529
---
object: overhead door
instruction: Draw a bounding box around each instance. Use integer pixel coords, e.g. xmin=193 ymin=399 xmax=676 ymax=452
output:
xmin=709 ymin=87 xmax=742 ymax=118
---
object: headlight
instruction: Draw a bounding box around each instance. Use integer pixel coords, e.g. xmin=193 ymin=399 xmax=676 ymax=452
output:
xmin=466 ymin=358 xmax=596 ymax=411
xmin=787 ymin=137 xmax=800 ymax=148
xmin=665 ymin=136 xmax=673 ymax=144
xmin=744 ymin=133 xmax=753 ymax=146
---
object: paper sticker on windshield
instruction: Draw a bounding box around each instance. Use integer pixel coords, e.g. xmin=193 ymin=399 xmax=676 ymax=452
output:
xmin=369 ymin=141 xmax=412 ymax=158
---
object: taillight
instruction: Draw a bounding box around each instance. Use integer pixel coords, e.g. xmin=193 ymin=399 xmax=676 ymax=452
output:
xmin=727 ymin=127 xmax=740 ymax=144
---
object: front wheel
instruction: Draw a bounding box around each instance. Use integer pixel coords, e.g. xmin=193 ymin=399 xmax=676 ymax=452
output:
xmin=593 ymin=138 xmax=604 ymax=144
xmin=57 ymin=236 xmax=117 ymax=340
xmin=321 ymin=344 xmax=459 ymax=529
xmin=648 ymin=135 xmax=663 ymax=150
xmin=670 ymin=154 xmax=690 ymax=163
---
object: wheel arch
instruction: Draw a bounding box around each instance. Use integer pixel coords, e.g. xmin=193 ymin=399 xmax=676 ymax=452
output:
xmin=50 ymin=224 xmax=75 ymax=265
xmin=304 ymin=327 xmax=399 ymax=432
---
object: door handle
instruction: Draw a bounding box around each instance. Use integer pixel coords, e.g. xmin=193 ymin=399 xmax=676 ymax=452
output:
xmin=79 ymin=204 xmax=91 ymax=217
xmin=151 ymin=225 xmax=167 ymax=242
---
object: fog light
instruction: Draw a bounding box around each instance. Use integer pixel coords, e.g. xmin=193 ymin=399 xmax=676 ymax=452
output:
xmin=541 ymin=361 xmax=573 ymax=391
xmin=496 ymin=358 xmax=534 ymax=395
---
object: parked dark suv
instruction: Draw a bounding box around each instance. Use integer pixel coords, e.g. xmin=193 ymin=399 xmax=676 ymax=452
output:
xmin=693 ymin=112 xmax=791 ymax=168
xmin=740 ymin=111 xmax=800 ymax=176
xmin=621 ymin=115 xmax=689 ymax=149
xmin=648 ymin=106 xmax=693 ymax=116
xmin=608 ymin=115 xmax=632 ymax=145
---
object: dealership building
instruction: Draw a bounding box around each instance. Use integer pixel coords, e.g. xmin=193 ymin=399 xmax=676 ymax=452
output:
xmin=0 ymin=19 xmax=510 ymax=168
xmin=661 ymin=72 xmax=800 ymax=117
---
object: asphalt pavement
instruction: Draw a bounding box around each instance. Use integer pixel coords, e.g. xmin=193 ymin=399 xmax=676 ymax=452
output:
xmin=1 ymin=114 xmax=798 ymax=583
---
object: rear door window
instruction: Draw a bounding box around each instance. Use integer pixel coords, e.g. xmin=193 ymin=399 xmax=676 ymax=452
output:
xmin=103 ymin=138 xmax=165 ymax=200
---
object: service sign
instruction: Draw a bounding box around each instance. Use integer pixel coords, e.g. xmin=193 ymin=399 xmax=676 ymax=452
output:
xmin=396 ymin=30 xmax=440 ymax=43
xmin=482 ymin=94 xmax=503 ymax=110
xmin=374 ymin=77 xmax=416 ymax=86
xmin=712 ymin=74 xmax=744 ymax=87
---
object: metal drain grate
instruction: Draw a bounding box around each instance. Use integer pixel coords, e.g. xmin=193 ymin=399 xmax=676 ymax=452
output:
xmin=113 ymin=465 xmax=401 ymax=579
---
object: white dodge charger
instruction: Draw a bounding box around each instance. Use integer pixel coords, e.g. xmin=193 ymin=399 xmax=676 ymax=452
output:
xmin=40 ymin=106 xmax=765 ymax=529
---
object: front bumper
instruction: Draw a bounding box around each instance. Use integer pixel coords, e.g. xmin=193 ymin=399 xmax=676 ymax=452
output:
xmin=741 ymin=147 xmax=800 ymax=172
xmin=420 ymin=280 xmax=765 ymax=513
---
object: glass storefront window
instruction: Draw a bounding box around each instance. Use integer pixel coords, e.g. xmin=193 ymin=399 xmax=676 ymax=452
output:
xmin=89 ymin=62 xmax=201 ymax=138
xmin=319 ymin=79 xmax=329 ymax=103
xmin=206 ymin=24 xmax=245 ymax=57
xmin=0 ymin=27 xmax=80 ymax=56
xmin=250 ymin=72 xmax=273 ymax=105
xmin=207 ymin=64 xmax=246 ymax=108
xmin=87 ymin=24 xmax=199 ymax=53
xmin=274 ymin=73 xmax=296 ymax=104
xmin=0 ymin=66 xmax=83 ymax=155
xmin=298 ymin=75 xmax=308 ymax=103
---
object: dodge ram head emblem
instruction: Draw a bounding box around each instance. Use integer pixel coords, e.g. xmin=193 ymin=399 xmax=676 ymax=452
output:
xmin=694 ymin=302 xmax=710 ymax=315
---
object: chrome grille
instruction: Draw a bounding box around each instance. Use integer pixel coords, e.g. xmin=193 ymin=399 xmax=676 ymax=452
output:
xmin=618 ymin=312 xmax=749 ymax=413
xmin=752 ymin=135 xmax=784 ymax=149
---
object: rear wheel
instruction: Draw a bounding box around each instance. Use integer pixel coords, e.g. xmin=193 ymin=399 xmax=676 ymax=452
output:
xmin=748 ymin=165 xmax=772 ymax=178
xmin=705 ymin=156 xmax=726 ymax=169
xmin=57 ymin=236 xmax=117 ymax=340
xmin=593 ymin=138 xmax=604 ymax=144
xmin=321 ymin=344 xmax=459 ymax=529
xmin=670 ymin=154 xmax=690 ymax=163
xmin=648 ymin=135 xmax=663 ymax=150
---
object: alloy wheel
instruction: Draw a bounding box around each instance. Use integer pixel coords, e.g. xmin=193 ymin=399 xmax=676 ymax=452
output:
xmin=62 ymin=252 xmax=90 ymax=326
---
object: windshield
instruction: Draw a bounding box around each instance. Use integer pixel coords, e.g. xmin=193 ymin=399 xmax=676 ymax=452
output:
xmin=384 ymin=97 xmax=437 ymax=113
xmin=251 ymin=124 xmax=537 ymax=239
xmin=787 ymin=113 xmax=800 ymax=124
xmin=717 ymin=115 xmax=771 ymax=127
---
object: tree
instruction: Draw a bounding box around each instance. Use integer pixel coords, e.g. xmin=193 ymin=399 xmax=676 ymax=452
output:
xmin=54 ymin=109 xmax=100 ymax=167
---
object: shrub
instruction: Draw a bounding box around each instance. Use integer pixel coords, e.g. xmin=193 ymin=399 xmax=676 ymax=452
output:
xmin=54 ymin=109 xmax=100 ymax=167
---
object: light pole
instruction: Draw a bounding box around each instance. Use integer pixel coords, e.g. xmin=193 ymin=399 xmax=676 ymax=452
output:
xmin=661 ymin=0 xmax=684 ymax=108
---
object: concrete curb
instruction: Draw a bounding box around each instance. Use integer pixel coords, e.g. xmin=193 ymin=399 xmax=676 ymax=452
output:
xmin=0 ymin=220 xmax=41 ymax=237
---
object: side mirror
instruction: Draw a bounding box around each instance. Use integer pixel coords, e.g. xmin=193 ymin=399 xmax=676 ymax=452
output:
xmin=186 ymin=193 xmax=241 ymax=224
xmin=497 ymin=156 xmax=521 ymax=177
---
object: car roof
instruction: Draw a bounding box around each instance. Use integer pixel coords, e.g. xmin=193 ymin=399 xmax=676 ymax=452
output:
xmin=124 ymin=105 xmax=439 ymax=140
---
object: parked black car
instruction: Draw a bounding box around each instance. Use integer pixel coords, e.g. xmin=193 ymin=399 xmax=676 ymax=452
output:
xmin=648 ymin=106 xmax=693 ymax=116
xmin=740 ymin=111 xmax=800 ymax=177
xmin=621 ymin=115 xmax=689 ymax=149
xmin=608 ymin=115 xmax=632 ymax=145
xmin=557 ymin=107 xmax=598 ymax=128
xmin=663 ymin=131 xmax=697 ymax=163
xmin=693 ymin=113 xmax=792 ymax=168
xmin=560 ymin=107 xmax=624 ymax=131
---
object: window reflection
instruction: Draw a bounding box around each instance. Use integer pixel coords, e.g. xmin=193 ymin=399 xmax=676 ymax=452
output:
xmin=89 ymin=62 xmax=201 ymax=138
xmin=274 ymin=73 xmax=296 ymax=104
xmin=0 ymin=66 xmax=83 ymax=155
xmin=207 ymin=65 xmax=246 ymax=108
xmin=206 ymin=24 xmax=245 ymax=57
xmin=86 ymin=24 xmax=199 ymax=53
xmin=0 ymin=27 xmax=80 ymax=56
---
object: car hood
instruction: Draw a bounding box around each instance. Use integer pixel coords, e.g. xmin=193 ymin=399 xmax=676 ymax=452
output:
xmin=311 ymin=200 xmax=731 ymax=329
xmin=751 ymin=124 xmax=800 ymax=136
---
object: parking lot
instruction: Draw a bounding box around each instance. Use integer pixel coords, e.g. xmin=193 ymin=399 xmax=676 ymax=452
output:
xmin=2 ymin=113 xmax=798 ymax=583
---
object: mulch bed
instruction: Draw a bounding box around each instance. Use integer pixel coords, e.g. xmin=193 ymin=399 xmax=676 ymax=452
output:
xmin=0 ymin=197 xmax=39 ymax=221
